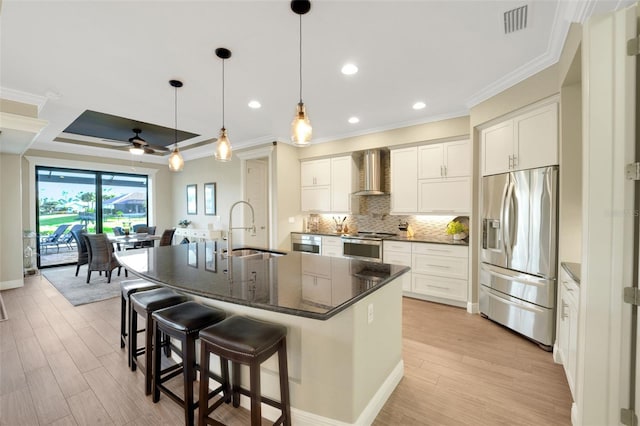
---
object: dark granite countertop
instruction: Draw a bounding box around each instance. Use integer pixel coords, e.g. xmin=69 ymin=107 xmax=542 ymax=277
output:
xmin=292 ymin=232 xmax=469 ymax=246
xmin=561 ymin=262 xmax=581 ymax=284
xmin=116 ymin=242 xmax=410 ymax=320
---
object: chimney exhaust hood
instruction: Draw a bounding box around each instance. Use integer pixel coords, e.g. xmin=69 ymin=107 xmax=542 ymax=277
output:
xmin=353 ymin=149 xmax=386 ymax=196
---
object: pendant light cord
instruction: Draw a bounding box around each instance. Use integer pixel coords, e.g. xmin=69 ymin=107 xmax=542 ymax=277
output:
xmin=299 ymin=13 xmax=303 ymax=104
xmin=222 ymin=58 xmax=226 ymax=128
xmin=174 ymin=86 xmax=178 ymax=149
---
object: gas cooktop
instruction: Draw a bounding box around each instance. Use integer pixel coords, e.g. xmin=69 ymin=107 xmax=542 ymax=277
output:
xmin=344 ymin=232 xmax=398 ymax=240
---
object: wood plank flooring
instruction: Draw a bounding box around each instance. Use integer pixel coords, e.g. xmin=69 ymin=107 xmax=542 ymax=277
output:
xmin=0 ymin=275 xmax=571 ymax=425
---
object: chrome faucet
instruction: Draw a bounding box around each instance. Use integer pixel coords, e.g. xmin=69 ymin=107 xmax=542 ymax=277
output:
xmin=227 ymin=200 xmax=256 ymax=256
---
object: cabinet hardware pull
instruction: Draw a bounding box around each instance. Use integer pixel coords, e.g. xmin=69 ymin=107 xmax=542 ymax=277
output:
xmin=512 ymin=155 xmax=518 ymax=167
xmin=426 ymin=264 xmax=450 ymax=268
xmin=508 ymin=155 xmax=513 ymax=169
xmin=444 ymin=165 xmax=447 ymax=176
xmin=426 ymin=285 xmax=449 ymax=290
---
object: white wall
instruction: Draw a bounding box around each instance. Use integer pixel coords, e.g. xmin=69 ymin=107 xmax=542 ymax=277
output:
xmin=0 ymin=153 xmax=25 ymax=289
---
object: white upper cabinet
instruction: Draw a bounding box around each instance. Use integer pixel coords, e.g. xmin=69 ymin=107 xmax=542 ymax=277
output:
xmin=301 ymin=158 xmax=331 ymax=187
xmin=418 ymin=139 xmax=470 ymax=179
xmin=301 ymin=155 xmax=357 ymax=213
xmin=390 ymin=147 xmax=418 ymax=213
xmin=481 ymin=102 xmax=558 ymax=176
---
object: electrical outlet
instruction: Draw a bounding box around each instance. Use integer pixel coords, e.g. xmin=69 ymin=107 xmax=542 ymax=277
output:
xmin=367 ymin=304 xmax=374 ymax=324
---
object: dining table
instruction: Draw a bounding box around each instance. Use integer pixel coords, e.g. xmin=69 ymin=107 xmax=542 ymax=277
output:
xmin=109 ymin=233 xmax=162 ymax=250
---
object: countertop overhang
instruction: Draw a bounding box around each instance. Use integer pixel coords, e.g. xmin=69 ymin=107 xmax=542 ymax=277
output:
xmin=116 ymin=242 xmax=410 ymax=321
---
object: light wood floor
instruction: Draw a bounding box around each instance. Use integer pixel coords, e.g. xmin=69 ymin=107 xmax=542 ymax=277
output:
xmin=0 ymin=275 xmax=571 ymax=425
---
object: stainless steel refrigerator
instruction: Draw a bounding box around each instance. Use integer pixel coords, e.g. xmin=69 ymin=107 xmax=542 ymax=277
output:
xmin=479 ymin=165 xmax=558 ymax=349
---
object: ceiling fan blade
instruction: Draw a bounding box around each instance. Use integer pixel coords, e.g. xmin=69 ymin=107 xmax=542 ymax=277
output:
xmin=145 ymin=143 xmax=170 ymax=152
xmin=143 ymin=147 xmax=155 ymax=154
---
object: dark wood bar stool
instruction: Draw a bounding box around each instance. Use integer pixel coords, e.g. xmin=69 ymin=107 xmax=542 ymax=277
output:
xmin=120 ymin=279 xmax=160 ymax=355
xmin=129 ymin=288 xmax=188 ymax=394
xmin=197 ymin=316 xmax=291 ymax=426
xmin=151 ymin=301 xmax=227 ymax=426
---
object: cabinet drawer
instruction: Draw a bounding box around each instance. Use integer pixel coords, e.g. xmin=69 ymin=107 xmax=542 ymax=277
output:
xmin=412 ymin=242 xmax=468 ymax=258
xmin=301 ymin=254 xmax=332 ymax=277
xmin=383 ymin=251 xmax=412 ymax=267
xmin=412 ymin=274 xmax=467 ymax=301
xmin=412 ymin=253 xmax=468 ymax=280
xmin=383 ymin=241 xmax=412 ymax=254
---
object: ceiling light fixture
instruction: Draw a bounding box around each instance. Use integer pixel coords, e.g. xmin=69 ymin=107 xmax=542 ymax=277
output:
xmin=129 ymin=145 xmax=145 ymax=155
xmin=290 ymin=0 xmax=312 ymax=146
xmin=341 ymin=63 xmax=358 ymax=75
xmin=413 ymin=101 xmax=426 ymax=110
xmin=348 ymin=116 xmax=360 ymax=124
xmin=129 ymin=129 xmax=145 ymax=155
xmin=168 ymin=79 xmax=185 ymax=172
xmin=248 ymin=100 xmax=261 ymax=109
xmin=214 ymin=48 xmax=233 ymax=162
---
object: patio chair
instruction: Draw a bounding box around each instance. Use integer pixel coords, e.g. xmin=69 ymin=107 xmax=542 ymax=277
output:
xmin=71 ymin=228 xmax=88 ymax=277
xmin=84 ymin=233 xmax=127 ymax=283
xmin=59 ymin=224 xmax=85 ymax=250
xmin=132 ymin=224 xmax=147 ymax=233
xmin=159 ymin=228 xmax=176 ymax=246
xmin=40 ymin=224 xmax=70 ymax=254
xmin=113 ymin=227 xmax=125 ymax=236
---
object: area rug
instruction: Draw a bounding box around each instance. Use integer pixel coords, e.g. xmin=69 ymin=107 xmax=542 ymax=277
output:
xmin=43 ymin=266 xmax=126 ymax=306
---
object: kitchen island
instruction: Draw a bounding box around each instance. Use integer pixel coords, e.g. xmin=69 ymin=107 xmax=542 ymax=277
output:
xmin=116 ymin=242 xmax=409 ymax=425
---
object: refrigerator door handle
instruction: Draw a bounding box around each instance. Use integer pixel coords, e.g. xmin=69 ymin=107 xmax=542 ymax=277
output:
xmin=502 ymin=180 xmax=514 ymax=260
xmin=508 ymin=180 xmax=518 ymax=253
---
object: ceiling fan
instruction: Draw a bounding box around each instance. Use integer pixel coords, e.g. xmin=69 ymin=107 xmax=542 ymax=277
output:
xmin=119 ymin=128 xmax=170 ymax=155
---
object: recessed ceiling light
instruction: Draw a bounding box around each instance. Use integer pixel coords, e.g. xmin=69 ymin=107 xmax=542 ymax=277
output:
xmin=248 ymin=100 xmax=261 ymax=109
xmin=413 ymin=101 xmax=426 ymax=110
xmin=348 ymin=117 xmax=360 ymax=124
xmin=341 ymin=63 xmax=358 ymax=75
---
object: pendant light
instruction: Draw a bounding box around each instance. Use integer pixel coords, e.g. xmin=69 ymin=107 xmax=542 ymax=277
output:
xmin=168 ymin=79 xmax=185 ymax=172
xmin=214 ymin=48 xmax=232 ymax=162
xmin=291 ymin=0 xmax=312 ymax=146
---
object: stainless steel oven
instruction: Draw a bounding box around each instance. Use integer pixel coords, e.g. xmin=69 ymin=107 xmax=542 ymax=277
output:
xmin=342 ymin=232 xmax=396 ymax=263
xmin=291 ymin=233 xmax=321 ymax=255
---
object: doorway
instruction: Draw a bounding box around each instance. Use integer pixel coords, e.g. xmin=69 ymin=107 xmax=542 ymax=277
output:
xmin=244 ymin=159 xmax=268 ymax=248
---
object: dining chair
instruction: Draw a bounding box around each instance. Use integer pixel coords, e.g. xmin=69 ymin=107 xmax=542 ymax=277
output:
xmin=71 ymin=228 xmax=88 ymax=277
xmin=84 ymin=233 xmax=127 ymax=283
xmin=159 ymin=229 xmax=176 ymax=247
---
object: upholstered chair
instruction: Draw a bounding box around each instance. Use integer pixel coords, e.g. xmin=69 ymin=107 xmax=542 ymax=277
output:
xmin=84 ymin=233 xmax=127 ymax=283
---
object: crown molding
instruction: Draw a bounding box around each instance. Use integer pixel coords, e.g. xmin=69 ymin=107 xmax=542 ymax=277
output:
xmin=0 ymin=87 xmax=48 ymax=113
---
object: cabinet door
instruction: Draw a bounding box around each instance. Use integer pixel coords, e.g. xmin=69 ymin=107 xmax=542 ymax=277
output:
xmin=417 ymin=144 xmax=444 ymax=179
xmin=390 ymin=147 xmax=418 ymax=213
xmin=443 ymin=139 xmax=470 ymax=178
xmin=417 ymin=177 xmax=470 ymax=214
xmin=301 ymin=186 xmax=331 ymax=212
xmin=301 ymin=158 xmax=331 ymax=186
xmin=301 ymin=254 xmax=331 ymax=277
xmin=331 ymin=156 xmax=356 ymax=213
xmin=382 ymin=249 xmax=412 ymax=292
xmin=557 ymin=286 xmax=570 ymax=366
xmin=302 ymin=275 xmax=332 ymax=306
xmin=322 ymin=236 xmax=343 ymax=257
xmin=514 ymin=103 xmax=558 ymax=171
xmin=481 ymin=120 xmax=513 ymax=176
xmin=412 ymin=253 xmax=469 ymax=280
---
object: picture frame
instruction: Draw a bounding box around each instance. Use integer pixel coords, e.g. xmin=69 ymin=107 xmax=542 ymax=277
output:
xmin=205 ymin=241 xmax=217 ymax=272
xmin=204 ymin=182 xmax=217 ymax=216
xmin=186 ymin=184 xmax=197 ymax=215
xmin=187 ymin=243 xmax=198 ymax=268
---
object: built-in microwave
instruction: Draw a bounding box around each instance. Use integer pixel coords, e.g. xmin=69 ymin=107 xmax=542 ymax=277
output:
xmin=291 ymin=233 xmax=321 ymax=255
xmin=342 ymin=237 xmax=383 ymax=263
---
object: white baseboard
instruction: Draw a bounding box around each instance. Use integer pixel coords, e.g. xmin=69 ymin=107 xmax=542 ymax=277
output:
xmin=238 ymin=360 xmax=405 ymax=425
xmin=552 ymin=342 xmax=562 ymax=364
xmin=467 ymin=302 xmax=479 ymax=314
xmin=0 ymin=278 xmax=24 ymax=291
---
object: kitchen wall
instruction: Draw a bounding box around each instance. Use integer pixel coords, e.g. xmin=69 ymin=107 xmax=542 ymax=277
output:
xmin=0 ymin=153 xmax=25 ymax=289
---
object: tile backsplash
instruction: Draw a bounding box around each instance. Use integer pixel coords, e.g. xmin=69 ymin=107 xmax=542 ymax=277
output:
xmin=312 ymin=195 xmax=465 ymax=239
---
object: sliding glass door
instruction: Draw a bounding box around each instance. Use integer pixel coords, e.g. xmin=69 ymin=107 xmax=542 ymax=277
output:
xmin=36 ymin=166 xmax=148 ymax=268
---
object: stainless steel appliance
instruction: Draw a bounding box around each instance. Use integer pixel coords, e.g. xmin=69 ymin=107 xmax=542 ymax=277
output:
xmin=342 ymin=232 xmax=396 ymax=263
xmin=480 ymin=166 xmax=558 ymax=349
xmin=291 ymin=233 xmax=321 ymax=255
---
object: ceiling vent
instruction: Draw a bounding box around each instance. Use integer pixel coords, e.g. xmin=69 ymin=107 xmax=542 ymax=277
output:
xmin=504 ymin=5 xmax=528 ymax=34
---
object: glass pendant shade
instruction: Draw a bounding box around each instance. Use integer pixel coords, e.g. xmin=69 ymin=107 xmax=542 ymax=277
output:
xmin=291 ymin=102 xmax=312 ymax=145
xmin=215 ymin=128 xmax=232 ymax=161
xmin=129 ymin=146 xmax=144 ymax=155
xmin=168 ymin=147 xmax=184 ymax=172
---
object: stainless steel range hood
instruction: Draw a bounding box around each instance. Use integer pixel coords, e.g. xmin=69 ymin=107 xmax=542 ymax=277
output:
xmin=353 ymin=149 xmax=386 ymax=195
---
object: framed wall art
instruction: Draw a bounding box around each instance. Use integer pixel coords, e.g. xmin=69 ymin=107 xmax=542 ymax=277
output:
xmin=204 ymin=182 xmax=216 ymax=216
xmin=186 ymin=184 xmax=197 ymax=215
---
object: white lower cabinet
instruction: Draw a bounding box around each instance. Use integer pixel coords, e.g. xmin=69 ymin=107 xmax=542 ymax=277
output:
xmin=383 ymin=240 xmax=468 ymax=306
xmin=301 ymin=253 xmax=352 ymax=307
xmin=558 ymin=268 xmax=579 ymax=399
xmin=322 ymin=236 xmax=343 ymax=258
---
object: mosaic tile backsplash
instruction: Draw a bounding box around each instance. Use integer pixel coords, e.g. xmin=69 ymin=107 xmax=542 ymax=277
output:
xmin=311 ymin=195 xmax=466 ymax=239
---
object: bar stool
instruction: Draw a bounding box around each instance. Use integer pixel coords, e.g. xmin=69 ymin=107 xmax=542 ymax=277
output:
xmin=120 ymin=279 xmax=160 ymax=353
xmin=129 ymin=288 xmax=188 ymax=395
xmin=197 ymin=316 xmax=291 ymax=426
xmin=151 ymin=301 xmax=227 ymax=426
